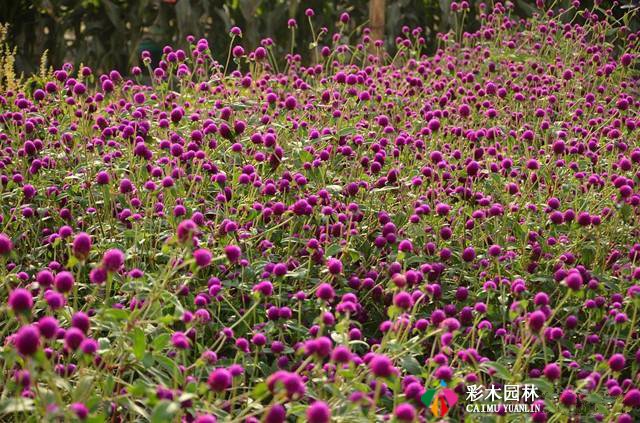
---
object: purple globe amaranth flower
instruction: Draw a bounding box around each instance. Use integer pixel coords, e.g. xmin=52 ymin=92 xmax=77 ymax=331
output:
xmin=54 ymin=271 xmax=75 ymax=293
xmin=207 ymin=368 xmax=232 ymax=392
xmin=266 ymin=370 xmax=306 ymax=398
xmin=327 ymin=258 xmax=343 ymax=275
xmin=369 ymin=354 xmax=395 ymax=378
xmin=14 ymin=325 xmax=40 ymax=356
xmin=37 ymin=316 xmax=59 ymax=339
xmin=0 ymin=233 xmax=13 ymax=255
xmin=90 ymin=267 xmax=107 ymax=284
xmin=316 ymin=283 xmax=335 ymax=301
xmin=559 ymin=389 xmax=577 ymax=407
xmin=65 ymin=327 xmax=85 ymax=350
xmin=72 ymin=232 xmax=92 ymax=260
xmin=306 ymin=401 xmax=331 ymax=423
xmin=623 ymin=389 xmax=640 ymax=407
xmin=608 ymin=353 xmax=626 ymax=372
xmin=528 ymin=310 xmax=546 ymax=332
xmin=394 ymin=403 xmax=416 ymax=422
xmin=263 ymin=404 xmax=286 ymax=423
xmin=564 ymin=270 xmax=583 ymax=290
xmin=8 ymin=288 xmax=33 ymax=313
xmin=193 ymin=248 xmax=212 ymax=267
xmin=224 ymin=245 xmax=242 ymax=263
xmin=543 ymin=363 xmax=561 ymax=380
xmin=102 ymin=248 xmax=125 ymax=272
xmin=70 ymin=402 xmax=89 ymax=420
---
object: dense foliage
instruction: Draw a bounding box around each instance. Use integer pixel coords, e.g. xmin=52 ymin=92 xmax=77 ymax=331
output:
xmin=0 ymin=1 xmax=640 ymax=422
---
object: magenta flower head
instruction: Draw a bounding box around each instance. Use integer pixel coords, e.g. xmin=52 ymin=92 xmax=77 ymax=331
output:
xmin=102 ymin=248 xmax=124 ymax=272
xmin=8 ymin=288 xmax=33 ymax=313
xmin=38 ymin=316 xmax=59 ymax=339
xmin=316 ymin=283 xmax=335 ymax=301
xmin=559 ymin=388 xmax=577 ymax=406
xmin=369 ymin=354 xmax=394 ymax=378
xmin=207 ymin=368 xmax=232 ymax=392
xmin=264 ymin=404 xmax=286 ymax=423
xmin=171 ymin=332 xmax=190 ymax=350
xmin=623 ymin=389 xmax=640 ymax=407
xmin=307 ymin=401 xmax=331 ymax=423
xmin=176 ymin=219 xmax=197 ymax=243
xmin=564 ymin=270 xmax=583 ymax=291
xmin=543 ymin=363 xmax=561 ymax=380
xmin=224 ymin=245 xmax=241 ymax=263
xmin=90 ymin=267 xmax=107 ymax=284
xmin=72 ymin=232 xmax=92 ymax=260
xmin=327 ymin=258 xmax=343 ymax=275
xmin=232 ymin=46 xmax=245 ymax=58
xmin=70 ymin=402 xmax=89 ymax=420
xmin=608 ymin=353 xmax=626 ymax=372
xmin=394 ymin=403 xmax=416 ymax=422
xmin=54 ymin=271 xmax=75 ymax=293
xmin=65 ymin=327 xmax=85 ymax=350
xmin=14 ymin=325 xmax=40 ymax=356
xmin=193 ymin=248 xmax=212 ymax=267
xmin=0 ymin=233 xmax=13 ymax=255
xmin=528 ymin=310 xmax=546 ymax=332
xmin=267 ymin=371 xmax=306 ymax=398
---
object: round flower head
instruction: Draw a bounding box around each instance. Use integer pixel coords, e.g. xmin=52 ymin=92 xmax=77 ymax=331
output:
xmin=394 ymin=403 xmax=416 ymax=422
xmin=263 ymin=404 xmax=286 ymax=423
xmin=623 ymin=389 xmax=640 ymax=407
xmin=65 ymin=327 xmax=85 ymax=350
xmin=306 ymin=401 xmax=331 ymax=423
xmin=176 ymin=219 xmax=197 ymax=243
xmin=224 ymin=245 xmax=241 ymax=263
xmin=0 ymin=233 xmax=13 ymax=254
xmin=102 ymin=248 xmax=124 ymax=272
xmin=369 ymin=354 xmax=394 ymax=378
xmin=528 ymin=310 xmax=546 ymax=332
xmin=54 ymin=271 xmax=75 ymax=293
xmin=72 ymin=232 xmax=92 ymax=260
xmin=327 ymin=258 xmax=343 ymax=275
xmin=316 ymin=283 xmax=335 ymax=301
xmin=15 ymin=325 xmax=40 ymax=356
xmin=608 ymin=353 xmax=626 ymax=372
xmin=38 ymin=316 xmax=59 ymax=339
xmin=207 ymin=368 xmax=232 ymax=392
xmin=559 ymin=389 xmax=577 ymax=406
xmin=193 ymin=248 xmax=212 ymax=267
xmin=8 ymin=288 xmax=33 ymax=313
xmin=543 ymin=363 xmax=561 ymax=380
xmin=70 ymin=402 xmax=89 ymax=420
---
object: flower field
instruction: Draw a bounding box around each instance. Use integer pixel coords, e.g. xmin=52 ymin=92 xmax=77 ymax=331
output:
xmin=0 ymin=2 xmax=639 ymax=422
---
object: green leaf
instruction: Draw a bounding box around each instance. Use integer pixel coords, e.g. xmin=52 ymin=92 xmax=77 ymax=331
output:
xmin=150 ymin=401 xmax=179 ymax=423
xmin=132 ymin=327 xmax=146 ymax=360
xmin=402 ymin=356 xmax=423 ymax=375
xmin=0 ymin=398 xmax=35 ymax=414
xmin=152 ymin=333 xmax=170 ymax=351
xmin=481 ymin=361 xmax=512 ymax=380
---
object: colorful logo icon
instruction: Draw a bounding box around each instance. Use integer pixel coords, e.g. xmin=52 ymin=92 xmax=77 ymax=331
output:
xmin=421 ymin=380 xmax=459 ymax=417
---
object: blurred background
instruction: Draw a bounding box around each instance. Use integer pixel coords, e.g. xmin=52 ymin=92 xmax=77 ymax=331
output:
xmin=0 ymin=0 xmax=637 ymax=76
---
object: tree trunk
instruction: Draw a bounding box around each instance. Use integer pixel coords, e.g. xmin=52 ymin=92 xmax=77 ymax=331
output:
xmin=369 ymin=0 xmax=385 ymax=45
